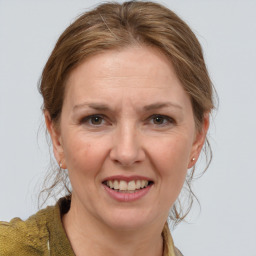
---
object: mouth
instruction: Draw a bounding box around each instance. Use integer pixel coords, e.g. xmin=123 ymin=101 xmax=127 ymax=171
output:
xmin=102 ymin=179 xmax=154 ymax=193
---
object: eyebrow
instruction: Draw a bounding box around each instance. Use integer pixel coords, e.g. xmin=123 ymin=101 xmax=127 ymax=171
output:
xmin=73 ymin=101 xmax=183 ymax=112
xmin=143 ymin=102 xmax=183 ymax=111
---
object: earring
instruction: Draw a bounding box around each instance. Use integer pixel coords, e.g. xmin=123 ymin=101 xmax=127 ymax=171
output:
xmin=192 ymin=157 xmax=196 ymax=161
xmin=59 ymin=162 xmax=63 ymax=168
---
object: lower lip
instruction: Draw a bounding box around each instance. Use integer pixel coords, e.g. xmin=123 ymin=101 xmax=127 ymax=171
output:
xmin=103 ymin=184 xmax=152 ymax=202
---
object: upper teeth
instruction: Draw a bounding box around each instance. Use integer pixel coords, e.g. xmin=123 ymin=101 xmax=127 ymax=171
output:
xmin=106 ymin=180 xmax=149 ymax=191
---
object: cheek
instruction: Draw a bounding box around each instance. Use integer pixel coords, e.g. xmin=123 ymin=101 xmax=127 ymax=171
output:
xmin=152 ymin=135 xmax=192 ymax=172
xmin=62 ymin=133 xmax=106 ymax=174
xmin=149 ymin=135 xmax=192 ymax=196
xmin=61 ymin=135 xmax=109 ymax=196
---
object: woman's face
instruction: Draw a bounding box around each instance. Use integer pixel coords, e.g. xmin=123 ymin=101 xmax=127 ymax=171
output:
xmin=47 ymin=46 xmax=208 ymax=231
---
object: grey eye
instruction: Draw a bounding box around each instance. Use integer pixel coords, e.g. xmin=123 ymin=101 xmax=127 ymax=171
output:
xmin=89 ymin=116 xmax=104 ymax=125
xmin=81 ymin=115 xmax=105 ymax=126
xmin=152 ymin=116 xmax=165 ymax=124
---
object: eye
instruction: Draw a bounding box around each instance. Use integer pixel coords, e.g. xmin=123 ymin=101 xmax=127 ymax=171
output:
xmin=149 ymin=114 xmax=174 ymax=126
xmin=81 ymin=115 xmax=105 ymax=126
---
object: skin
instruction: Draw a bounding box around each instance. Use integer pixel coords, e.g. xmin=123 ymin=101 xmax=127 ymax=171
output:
xmin=45 ymin=46 xmax=209 ymax=256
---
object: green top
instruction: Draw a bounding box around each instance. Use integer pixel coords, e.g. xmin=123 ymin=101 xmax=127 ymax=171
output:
xmin=0 ymin=197 xmax=183 ymax=256
xmin=0 ymin=197 xmax=74 ymax=256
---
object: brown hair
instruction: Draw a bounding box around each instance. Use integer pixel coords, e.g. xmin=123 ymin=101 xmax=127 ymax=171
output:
xmin=39 ymin=1 xmax=215 ymax=225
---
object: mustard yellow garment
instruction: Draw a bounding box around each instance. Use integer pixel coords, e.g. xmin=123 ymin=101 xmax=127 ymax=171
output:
xmin=0 ymin=197 xmax=182 ymax=256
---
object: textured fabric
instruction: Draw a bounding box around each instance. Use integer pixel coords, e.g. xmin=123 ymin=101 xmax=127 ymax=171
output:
xmin=174 ymin=247 xmax=184 ymax=256
xmin=0 ymin=197 xmax=183 ymax=256
xmin=0 ymin=197 xmax=74 ymax=256
xmin=162 ymin=222 xmax=184 ymax=256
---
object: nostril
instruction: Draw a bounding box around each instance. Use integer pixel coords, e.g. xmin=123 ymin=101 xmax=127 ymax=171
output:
xmin=109 ymin=136 xmax=145 ymax=166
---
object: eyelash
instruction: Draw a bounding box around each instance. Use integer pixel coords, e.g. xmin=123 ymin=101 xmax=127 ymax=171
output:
xmin=80 ymin=114 xmax=175 ymax=127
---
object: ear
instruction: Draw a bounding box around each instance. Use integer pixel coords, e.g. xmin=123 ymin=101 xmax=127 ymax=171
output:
xmin=44 ymin=111 xmax=66 ymax=169
xmin=187 ymin=113 xmax=210 ymax=169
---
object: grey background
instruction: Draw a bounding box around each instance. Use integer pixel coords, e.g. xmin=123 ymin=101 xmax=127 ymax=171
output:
xmin=1 ymin=0 xmax=256 ymax=255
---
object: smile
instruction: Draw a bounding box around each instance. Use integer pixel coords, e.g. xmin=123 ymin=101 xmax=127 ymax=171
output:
xmin=103 ymin=180 xmax=153 ymax=193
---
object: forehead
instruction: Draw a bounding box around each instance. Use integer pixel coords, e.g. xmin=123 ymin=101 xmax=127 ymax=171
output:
xmin=67 ymin=46 xmax=179 ymax=86
xmin=64 ymin=46 xmax=190 ymax=109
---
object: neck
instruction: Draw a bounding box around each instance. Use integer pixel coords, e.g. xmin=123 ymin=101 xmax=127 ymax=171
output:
xmin=62 ymin=201 xmax=164 ymax=256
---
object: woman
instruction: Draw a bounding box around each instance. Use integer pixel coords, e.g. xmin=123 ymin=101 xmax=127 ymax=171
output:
xmin=0 ymin=1 xmax=214 ymax=255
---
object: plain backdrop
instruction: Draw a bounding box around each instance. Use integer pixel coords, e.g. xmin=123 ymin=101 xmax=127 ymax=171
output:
xmin=1 ymin=1 xmax=256 ymax=255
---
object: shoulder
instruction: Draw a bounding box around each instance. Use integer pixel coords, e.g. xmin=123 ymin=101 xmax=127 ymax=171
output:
xmin=0 ymin=206 xmax=54 ymax=256
xmin=174 ymin=246 xmax=184 ymax=256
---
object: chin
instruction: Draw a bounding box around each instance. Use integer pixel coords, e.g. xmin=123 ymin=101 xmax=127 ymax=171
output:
xmin=99 ymin=207 xmax=161 ymax=232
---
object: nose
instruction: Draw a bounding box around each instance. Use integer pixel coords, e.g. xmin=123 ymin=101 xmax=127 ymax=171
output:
xmin=110 ymin=123 xmax=145 ymax=166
